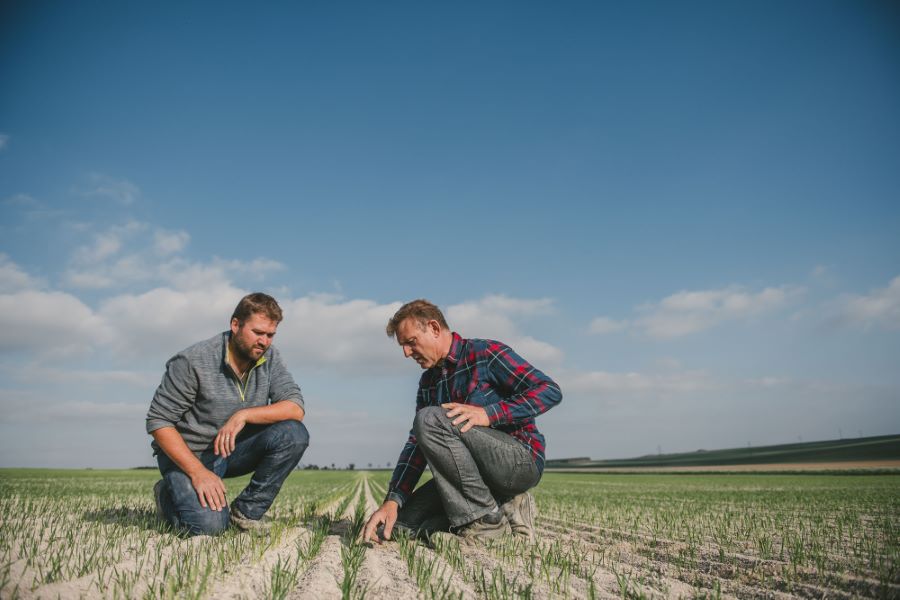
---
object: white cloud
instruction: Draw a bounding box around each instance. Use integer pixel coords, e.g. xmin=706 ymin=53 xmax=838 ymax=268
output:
xmin=833 ymin=275 xmax=900 ymax=330
xmin=0 ymin=133 xmax=9 ymax=150
xmin=69 ymin=221 xmax=144 ymax=264
xmin=591 ymin=284 xmax=804 ymax=339
xmin=3 ymin=252 xmax=562 ymax=380
xmin=276 ymin=296 xmax=403 ymax=371
xmin=0 ymin=289 xmax=111 ymax=356
xmin=447 ymin=295 xmax=562 ymax=364
xmin=74 ymin=232 xmax=123 ymax=264
xmin=0 ymin=254 xmax=42 ymax=293
xmin=99 ymin=285 xmax=246 ymax=359
xmin=156 ymin=257 xmax=285 ymax=290
xmin=65 ymin=270 xmax=118 ymax=289
xmin=3 ymin=193 xmax=70 ymax=221
xmin=95 ymin=291 xmax=562 ymax=374
xmin=92 ymin=291 xmax=561 ymax=373
xmin=744 ymin=376 xmax=790 ymax=388
xmin=211 ymin=257 xmax=285 ymax=278
xmin=153 ymin=229 xmax=190 ymax=255
xmin=0 ymin=398 xmax=146 ymax=424
xmin=588 ymin=316 xmax=629 ymax=335
xmin=63 ymin=220 xmax=281 ymax=291
xmin=7 ymin=364 xmax=159 ymax=388
xmin=79 ymin=173 xmax=140 ymax=205
xmin=65 ymin=256 xmax=149 ymax=289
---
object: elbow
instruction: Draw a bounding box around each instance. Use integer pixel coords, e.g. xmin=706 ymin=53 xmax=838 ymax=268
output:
xmin=549 ymin=382 xmax=563 ymax=407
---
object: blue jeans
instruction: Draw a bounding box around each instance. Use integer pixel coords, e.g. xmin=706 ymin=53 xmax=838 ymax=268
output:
xmin=399 ymin=406 xmax=541 ymax=531
xmin=155 ymin=420 xmax=309 ymax=536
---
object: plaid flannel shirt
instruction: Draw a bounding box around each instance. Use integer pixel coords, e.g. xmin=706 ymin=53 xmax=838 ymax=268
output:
xmin=385 ymin=332 xmax=562 ymax=507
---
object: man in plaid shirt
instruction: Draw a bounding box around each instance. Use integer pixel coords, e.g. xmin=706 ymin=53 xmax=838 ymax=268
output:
xmin=363 ymin=299 xmax=562 ymax=543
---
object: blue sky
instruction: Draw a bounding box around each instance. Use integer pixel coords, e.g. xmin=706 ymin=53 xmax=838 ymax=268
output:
xmin=1 ymin=1 xmax=898 ymax=468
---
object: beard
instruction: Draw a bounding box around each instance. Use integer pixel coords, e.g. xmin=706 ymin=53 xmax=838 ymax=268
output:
xmin=231 ymin=330 xmax=265 ymax=365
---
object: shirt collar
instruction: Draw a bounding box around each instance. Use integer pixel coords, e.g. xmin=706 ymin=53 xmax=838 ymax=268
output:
xmin=443 ymin=332 xmax=464 ymax=366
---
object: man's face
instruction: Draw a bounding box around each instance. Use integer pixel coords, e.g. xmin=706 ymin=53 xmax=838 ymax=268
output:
xmin=230 ymin=312 xmax=278 ymax=364
xmin=395 ymin=317 xmax=444 ymax=369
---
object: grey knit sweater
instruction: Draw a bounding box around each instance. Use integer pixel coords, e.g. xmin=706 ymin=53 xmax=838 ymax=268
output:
xmin=146 ymin=332 xmax=304 ymax=455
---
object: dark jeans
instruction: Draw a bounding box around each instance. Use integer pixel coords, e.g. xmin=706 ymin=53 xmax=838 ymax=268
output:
xmin=398 ymin=405 xmax=540 ymax=532
xmin=155 ymin=420 xmax=309 ymax=536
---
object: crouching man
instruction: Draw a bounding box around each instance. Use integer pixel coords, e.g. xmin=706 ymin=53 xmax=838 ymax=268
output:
xmin=363 ymin=299 xmax=562 ymax=544
xmin=146 ymin=293 xmax=308 ymax=536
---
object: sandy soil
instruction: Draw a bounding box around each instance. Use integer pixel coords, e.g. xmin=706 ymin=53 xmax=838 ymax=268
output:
xmin=6 ymin=472 xmax=896 ymax=599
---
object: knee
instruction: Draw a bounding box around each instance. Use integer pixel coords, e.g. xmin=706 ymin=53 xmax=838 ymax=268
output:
xmin=184 ymin=508 xmax=230 ymax=537
xmin=413 ymin=405 xmax=448 ymax=440
xmin=269 ymin=420 xmax=310 ymax=458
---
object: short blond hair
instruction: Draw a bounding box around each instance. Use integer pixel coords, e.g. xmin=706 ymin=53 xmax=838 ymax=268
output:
xmin=386 ymin=299 xmax=449 ymax=338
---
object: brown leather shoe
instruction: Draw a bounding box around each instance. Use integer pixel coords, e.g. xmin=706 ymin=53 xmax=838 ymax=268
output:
xmin=456 ymin=509 xmax=510 ymax=543
xmin=230 ymin=503 xmax=272 ymax=534
xmin=501 ymin=492 xmax=535 ymax=540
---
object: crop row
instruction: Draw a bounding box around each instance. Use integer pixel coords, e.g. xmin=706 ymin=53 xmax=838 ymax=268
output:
xmin=0 ymin=469 xmax=897 ymax=599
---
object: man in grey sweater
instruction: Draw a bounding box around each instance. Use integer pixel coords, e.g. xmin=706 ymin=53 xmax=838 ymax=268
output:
xmin=146 ymin=293 xmax=308 ymax=536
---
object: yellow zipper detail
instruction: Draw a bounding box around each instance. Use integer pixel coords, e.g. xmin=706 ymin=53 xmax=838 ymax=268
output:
xmin=234 ymin=356 xmax=267 ymax=402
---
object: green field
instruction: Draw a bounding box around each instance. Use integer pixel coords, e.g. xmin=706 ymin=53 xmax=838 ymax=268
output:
xmin=546 ymin=434 xmax=900 ymax=469
xmin=1 ymin=468 xmax=898 ymax=598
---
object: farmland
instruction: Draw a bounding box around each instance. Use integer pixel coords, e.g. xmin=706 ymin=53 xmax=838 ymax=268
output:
xmin=1 ymin=468 xmax=897 ymax=599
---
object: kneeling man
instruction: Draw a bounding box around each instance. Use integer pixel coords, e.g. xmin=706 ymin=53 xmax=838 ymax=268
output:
xmin=146 ymin=292 xmax=308 ymax=536
xmin=364 ymin=299 xmax=562 ymax=543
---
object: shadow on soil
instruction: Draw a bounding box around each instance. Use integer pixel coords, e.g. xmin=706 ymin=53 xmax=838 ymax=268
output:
xmin=82 ymin=506 xmax=163 ymax=532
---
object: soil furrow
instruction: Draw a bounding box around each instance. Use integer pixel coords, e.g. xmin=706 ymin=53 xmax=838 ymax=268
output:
xmin=356 ymin=543 xmax=421 ymax=599
xmin=202 ymin=526 xmax=314 ymax=599
xmin=536 ymin=519 xmax=869 ymax=599
xmin=288 ymin=536 xmax=343 ymax=599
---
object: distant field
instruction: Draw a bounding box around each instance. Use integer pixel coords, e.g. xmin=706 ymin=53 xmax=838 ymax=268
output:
xmin=546 ymin=434 xmax=900 ymax=470
xmin=1 ymin=468 xmax=898 ymax=598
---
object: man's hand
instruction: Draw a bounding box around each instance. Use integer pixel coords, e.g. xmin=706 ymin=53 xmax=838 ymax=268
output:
xmin=442 ymin=402 xmax=489 ymax=433
xmin=190 ymin=467 xmax=228 ymax=511
xmin=214 ymin=410 xmax=248 ymax=457
xmin=362 ymin=500 xmax=399 ymax=543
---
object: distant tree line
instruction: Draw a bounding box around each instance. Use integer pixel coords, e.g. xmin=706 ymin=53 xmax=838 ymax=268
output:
xmin=294 ymin=462 xmax=393 ymax=471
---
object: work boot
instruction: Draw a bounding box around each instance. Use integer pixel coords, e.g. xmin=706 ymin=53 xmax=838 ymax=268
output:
xmin=153 ymin=480 xmax=166 ymax=522
xmin=456 ymin=509 xmax=510 ymax=543
xmin=230 ymin=503 xmax=272 ymax=534
xmin=501 ymin=492 xmax=536 ymax=540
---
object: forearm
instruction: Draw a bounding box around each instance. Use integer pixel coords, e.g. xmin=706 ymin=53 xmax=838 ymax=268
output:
xmin=386 ymin=441 xmax=426 ymax=507
xmin=239 ymin=400 xmax=304 ymax=425
xmin=153 ymin=426 xmax=228 ymax=511
xmin=151 ymin=426 xmax=208 ymax=477
xmin=485 ymin=380 xmax=562 ymax=424
xmin=485 ymin=345 xmax=562 ymax=424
